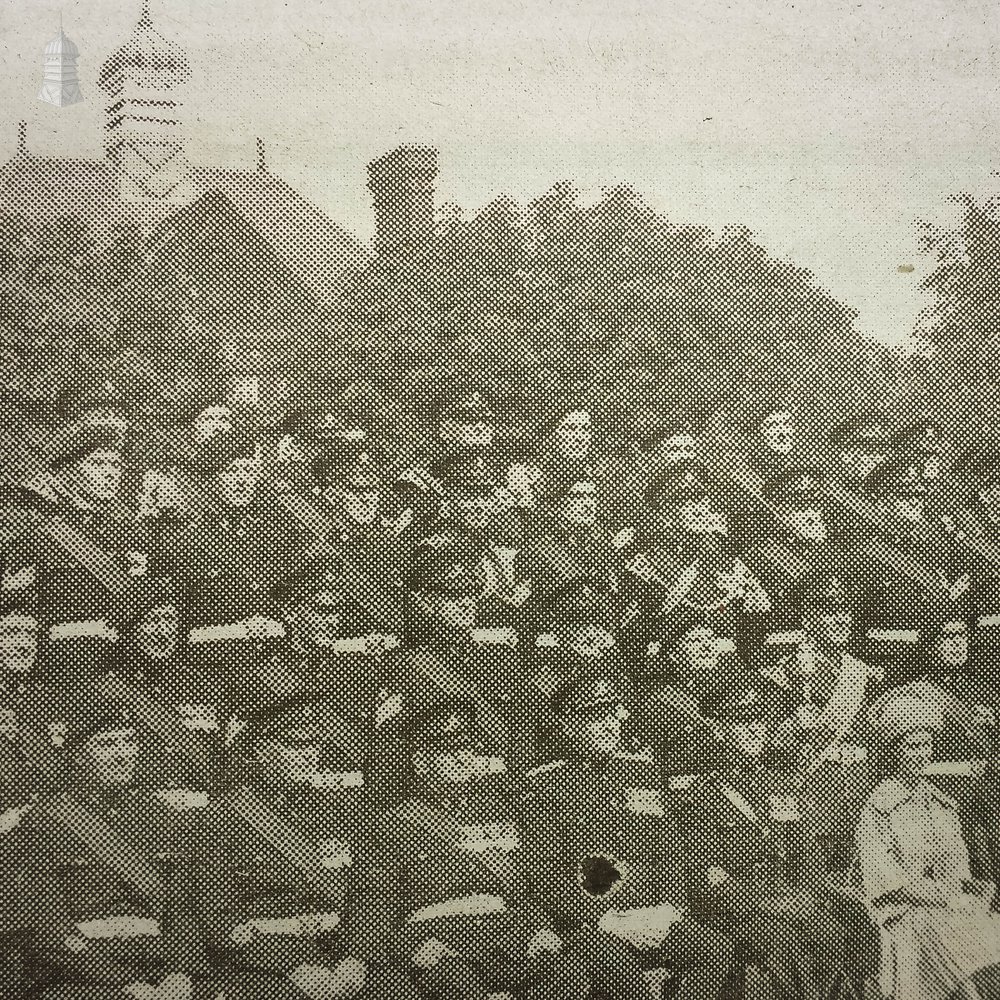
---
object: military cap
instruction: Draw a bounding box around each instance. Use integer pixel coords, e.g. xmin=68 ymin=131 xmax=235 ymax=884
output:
xmin=867 ymin=682 xmax=944 ymax=748
xmin=192 ymin=431 xmax=257 ymax=476
xmin=890 ymin=418 xmax=945 ymax=454
xmin=49 ymin=425 xmax=122 ymax=470
xmin=408 ymin=544 xmax=481 ymax=595
xmin=543 ymin=578 xmax=616 ymax=630
xmin=439 ymin=390 xmax=495 ymax=423
xmin=550 ymin=665 xmax=630 ymax=717
xmin=180 ymin=397 xmax=232 ymax=425
xmin=645 ymin=460 xmax=718 ymax=508
xmin=404 ymin=701 xmax=486 ymax=751
xmin=759 ymin=407 xmax=794 ymax=429
xmin=638 ymin=421 xmax=697 ymax=456
xmin=314 ymin=446 xmax=381 ymax=489
xmin=654 ymin=607 xmax=717 ymax=649
xmin=861 ymin=457 xmax=927 ymax=498
xmin=761 ymin=467 xmax=824 ymax=502
xmin=827 ymin=414 xmax=893 ymax=448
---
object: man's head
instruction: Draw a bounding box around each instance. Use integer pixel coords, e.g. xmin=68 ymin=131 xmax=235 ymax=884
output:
xmin=247 ymin=696 xmax=347 ymax=780
xmin=68 ymin=706 xmax=142 ymax=787
xmin=862 ymin=458 xmax=927 ymax=522
xmin=664 ymin=618 xmax=732 ymax=674
xmin=552 ymin=670 xmax=629 ymax=759
xmin=0 ymin=609 xmax=39 ymax=673
xmin=408 ymin=703 xmax=491 ymax=787
xmin=438 ymin=392 xmax=495 ymax=449
xmin=930 ymin=618 xmax=969 ymax=669
xmin=829 ymin=416 xmax=892 ymax=481
xmin=196 ymin=434 xmax=260 ymax=507
xmin=763 ymin=468 xmax=827 ymax=542
xmin=551 ymin=409 xmax=593 ymax=461
xmin=410 ymin=549 xmax=480 ymax=631
xmin=717 ymin=686 xmax=776 ymax=761
xmin=649 ymin=462 xmax=727 ymax=535
xmin=760 ymin=410 xmax=795 ymax=456
xmin=547 ymin=579 xmax=617 ymax=656
xmin=53 ymin=429 xmax=124 ymax=503
xmin=557 ymin=477 xmax=599 ymax=528
xmin=317 ymin=449 xmax=381 ymax=525
xmin=801 ymin=576 xmax=853 ymax=648
xmin=871 ymin=685 xmax=944 ymax=777
xmin=273 ymin=565 xmax=349 ymax=646
xmin=135 ymin=603 xmax=180 ymax=661
xmin=643 ymin=426 xmax=697 ymax=466
xmin=190 ymin=403 xmax=233 ymax=444
xmin=891 ymin=419 xmax=946 ymax=482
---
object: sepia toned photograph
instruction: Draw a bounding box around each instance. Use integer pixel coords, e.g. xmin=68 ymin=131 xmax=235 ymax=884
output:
xmin=0 ymin=1 xmax=999 ymax=997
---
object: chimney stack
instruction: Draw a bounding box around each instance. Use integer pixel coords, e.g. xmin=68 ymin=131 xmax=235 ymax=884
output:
xmin=367 ymin=144 xmax=438 ymax=256
xmin=17 ymin=121 xmax=27 ymax=157
xmin=256 ymin=137 xmax=267 ymax=174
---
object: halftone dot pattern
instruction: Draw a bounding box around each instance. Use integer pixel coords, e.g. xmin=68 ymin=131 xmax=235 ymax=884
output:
xmin=0 ymin=4 xmax=999 ymax=1000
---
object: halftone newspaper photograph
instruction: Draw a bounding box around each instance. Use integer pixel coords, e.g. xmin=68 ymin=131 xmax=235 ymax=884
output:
xmin=0 ymin=1 xmax=999 ymax=997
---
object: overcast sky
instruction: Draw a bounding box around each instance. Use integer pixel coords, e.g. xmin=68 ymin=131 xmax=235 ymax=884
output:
xmin=2 ymin=0 xmax=999 ymax=348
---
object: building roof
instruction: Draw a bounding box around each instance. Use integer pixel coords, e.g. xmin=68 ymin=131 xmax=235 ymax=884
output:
xmin=99 ymin=4 xmax=192 ymax=96
xmin=44 ymin=29 xmax=80 ymax=59
xmin=0 ymin=154 xmax=369 ymax=304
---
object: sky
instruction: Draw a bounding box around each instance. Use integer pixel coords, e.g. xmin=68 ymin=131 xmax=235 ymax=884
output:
xmin=2 ymin=0 xmax=1000 ymax=349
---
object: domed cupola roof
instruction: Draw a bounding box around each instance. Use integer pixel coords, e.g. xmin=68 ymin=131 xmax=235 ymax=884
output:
xmin=44 ymin=29 xmax=80 ymax=59
xmin=98 ymin=2 xmax=191 ymax=96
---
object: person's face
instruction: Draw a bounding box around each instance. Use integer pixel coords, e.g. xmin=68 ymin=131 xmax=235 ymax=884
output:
xmin=415 ymin=746 xmax=483 ymax=786
xmin=729 ymin=721 xmax=769 ymax=759
xmin=303 ymin=587 xmax=344 ymax=644
xmin=936 ymin=627 xmax=969 ymax=668
xmin=74 ymin=448 xmax=122 ymax=502
xmin=137 ymin=604 xmax=179 ymax=660
xmin=893 ymin=495 xmax=925 ymax=522
xmin=785 ymin=506 xmax=827 ymax=543
xmin=923 ymin=456 xmax=942 ymax=481
xmin=227 ymin=376 xmax=259 ymax=409
xmin=569 ymin=624 xmax=616 ymax=658
xmin=341 ymin=487 xmax=379 ymax=525
xmin=677 ymin=627 xmax=722 ymax=672
xmin=433 ymin=593 xmax=477 ymax=631
xmin=841 ymin=448 xmax=885 ymax=480
xmin=812 ymin=609 xmax=852 ymax=647
xmin=554 ymin=411 xmax=592 ymax=460
xmin=83 ymin=726 xmax=140 ymax=786
xmin=258 ymin=735 xmax=323 ymax=777
xmin=657 ymin=433 xmax=696 ymax=465
xmin=560 ymin=704 xmax=626 ymax=758
xmin=561 ymin=488 xmax=598 ymax=527
xmin=761 ymin=417 xmax=794 ymax=455
xmin=507 ymin=463 xmax=543 ymax=508
xmin=192 ymin=405 xmax=233 ymax=444
xmin=215 ymin=457 xmax=259 ymax=507
xmin=0 ymin=614 xmax=38 ymax=673
xmin=679 ymin=496 xmax=727 ymax=535
xmin=897 ymin=728 xmax=934 ymax=776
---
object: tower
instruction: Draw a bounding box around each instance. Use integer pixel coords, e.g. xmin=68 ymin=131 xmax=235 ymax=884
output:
xmin=367 ymin=145 xmax=438 ymax=255
xmin=38 ymin=22 xmax=84 ymax=107
xmin=98 ymin=1 xmax=193 ymax=203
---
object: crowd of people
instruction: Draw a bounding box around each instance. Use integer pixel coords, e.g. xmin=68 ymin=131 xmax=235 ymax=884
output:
xmin=1 ymin=369 xmax=999 ymax=1000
